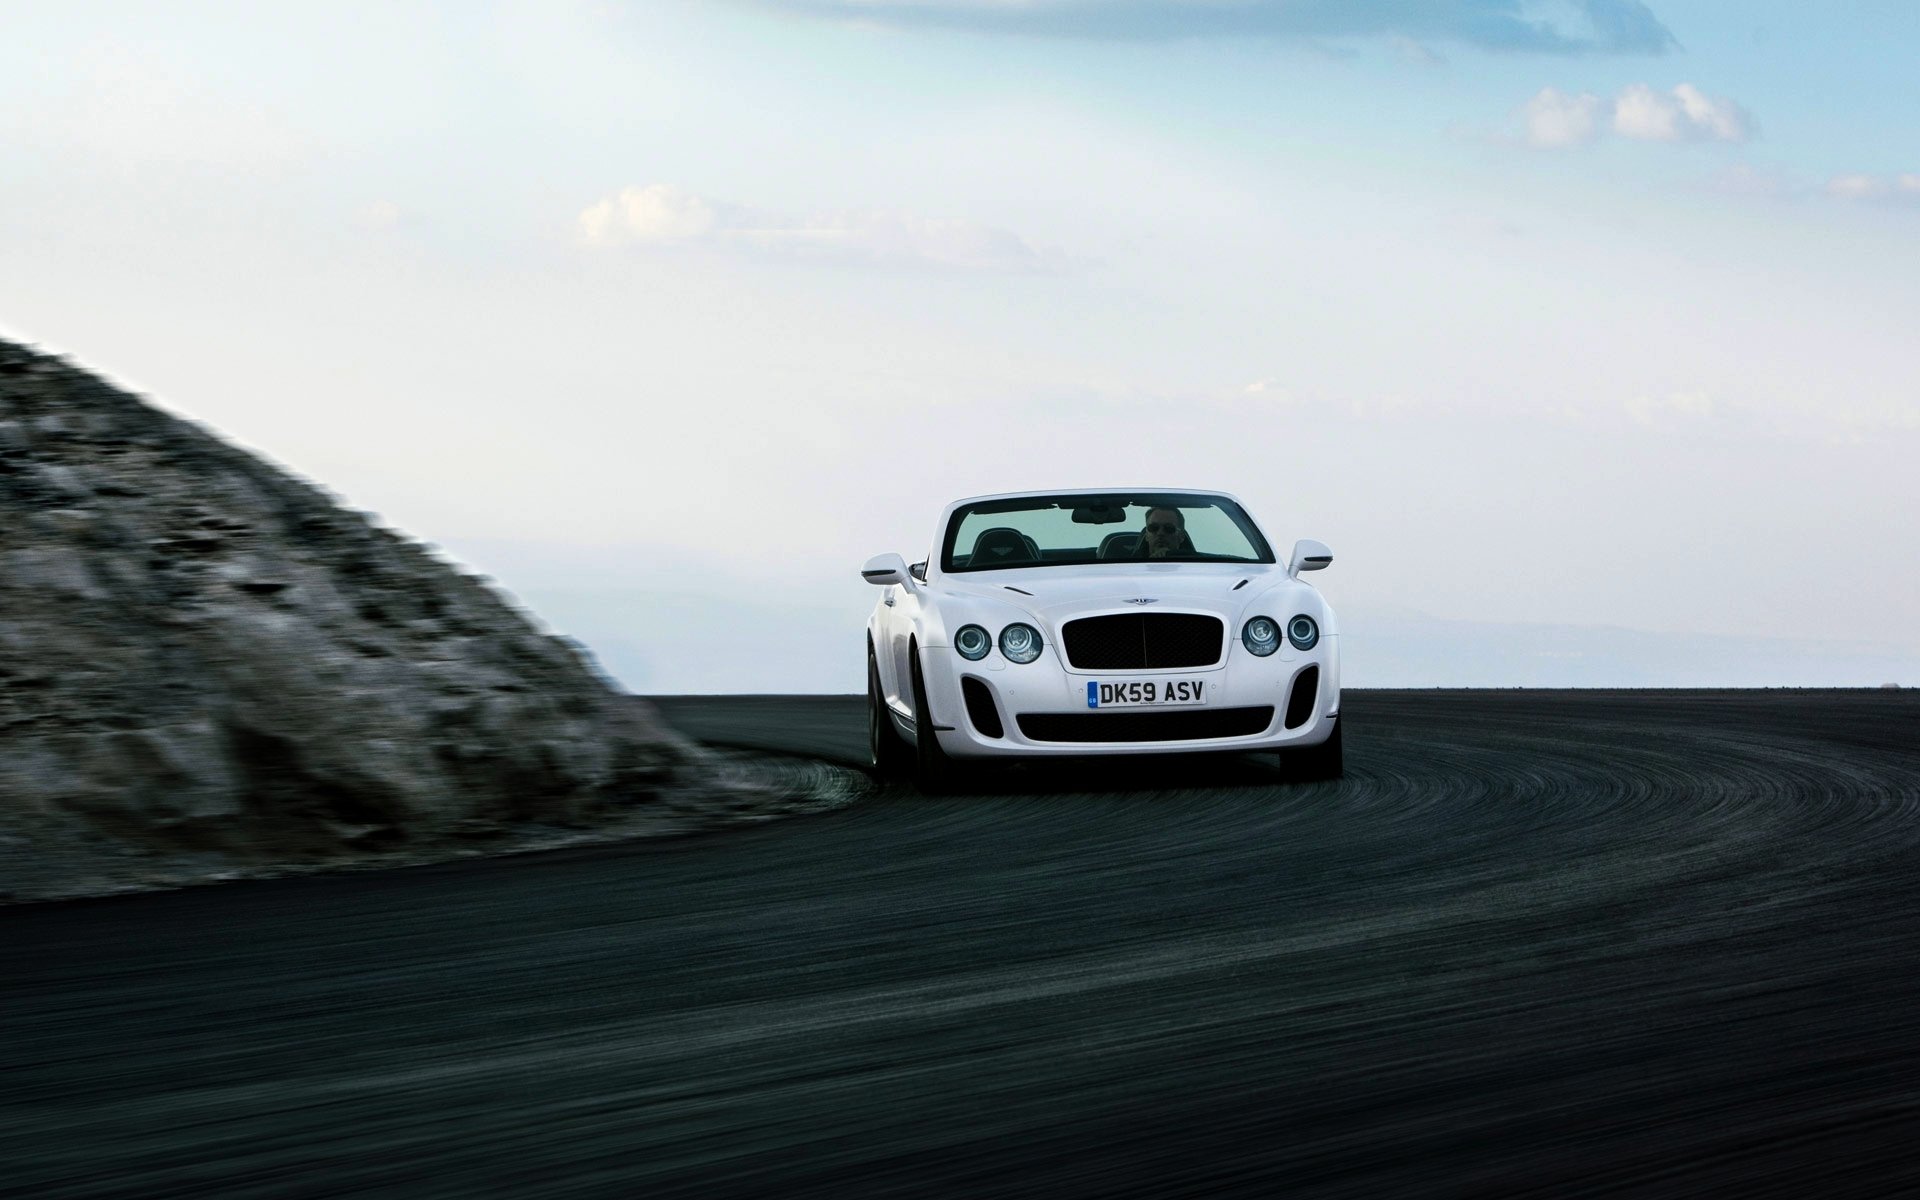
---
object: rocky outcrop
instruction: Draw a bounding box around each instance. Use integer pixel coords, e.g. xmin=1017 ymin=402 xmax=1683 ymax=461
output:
xmin=0 ymin=337 xmax=721 ymax=886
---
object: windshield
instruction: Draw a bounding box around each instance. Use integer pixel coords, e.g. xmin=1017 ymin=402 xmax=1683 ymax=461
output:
xmin=941 ymin=493 xmax=1274 ymax=573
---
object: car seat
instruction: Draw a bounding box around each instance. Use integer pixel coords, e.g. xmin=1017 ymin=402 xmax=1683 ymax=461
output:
xmin=1098 ymin=532 xmax=1142 ymax=559
xmin=971 ymin=527 xmax=1039 ymax=565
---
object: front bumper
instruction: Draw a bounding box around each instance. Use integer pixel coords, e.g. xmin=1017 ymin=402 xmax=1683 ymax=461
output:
xmin=919 ymin=635 xmax=1340 ymax=758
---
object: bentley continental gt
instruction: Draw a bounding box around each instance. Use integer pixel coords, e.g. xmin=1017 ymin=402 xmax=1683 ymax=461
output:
xmin=862 ymin=489 xmax=1340 ymax=788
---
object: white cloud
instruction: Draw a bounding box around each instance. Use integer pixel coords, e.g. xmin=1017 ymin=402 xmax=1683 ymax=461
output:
xmin=1706 ymin=166 xmax=1920 ymax=209
xmin=1612 ymin=83 xmax=1750 ymax=142
xmin=576 ymin=183 xmax=1058 ymax=271
xmin=1825 ymin=173 xmax=1920 ymax=203
xmin=1521 ymin=82 xmax=1750 ymax=149
xmin=1522 ymin=87 xmax=1602 ymax=148
xmin=1612 ymin=83 xmax=1683 ymax=141
xmin=578 ymin=184 xmax=718 ymax=245
xmin=1240 ymin=378 xmax=1300 ymax=404
xmin=1827 ymin=173 xmax=1885 ymax=200
xmin=1672 ymin=83 xmax=1749 ymax=142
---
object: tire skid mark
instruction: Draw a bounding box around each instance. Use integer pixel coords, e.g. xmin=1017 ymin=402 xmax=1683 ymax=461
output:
xmin=6 ymin=691 xmax=1920 ymax=1198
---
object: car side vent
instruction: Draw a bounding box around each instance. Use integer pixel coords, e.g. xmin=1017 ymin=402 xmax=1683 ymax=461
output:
xmin=961 ymin=676 xmax=1005 ymax=739
xmin=1284 ymin=665 xmax=1320 ymax=730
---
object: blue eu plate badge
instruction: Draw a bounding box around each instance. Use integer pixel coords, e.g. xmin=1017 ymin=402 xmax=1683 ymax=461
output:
xmin=1085 ymin=679 xmax=1208 ymax=709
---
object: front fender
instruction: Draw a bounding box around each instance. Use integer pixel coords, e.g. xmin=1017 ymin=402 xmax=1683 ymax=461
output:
xmin=1231 ymin=580 xmax=1334 ymax=637
xmin=917 ymin=593 xmax=1045 ymax=649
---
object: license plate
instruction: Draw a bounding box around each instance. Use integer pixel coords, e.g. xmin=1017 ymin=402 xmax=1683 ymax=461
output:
xmin=1086 ymin=680 xmax=1208 ymax=709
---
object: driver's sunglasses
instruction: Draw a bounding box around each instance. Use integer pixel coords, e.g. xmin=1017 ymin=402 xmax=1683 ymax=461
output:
xmin=1146 ymin=523 xmax=1181 ymax=535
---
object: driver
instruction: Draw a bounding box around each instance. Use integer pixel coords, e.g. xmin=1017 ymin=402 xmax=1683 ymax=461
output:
xmin=1139 ymin=506 xmax=1194 ymax=559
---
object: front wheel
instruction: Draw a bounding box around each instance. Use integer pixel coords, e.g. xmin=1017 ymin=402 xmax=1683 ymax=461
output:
xmin=1285 ymin=722 xmax=1344 ymax=781
xmin=908 ymin=648 xmax=956 ymax=794
xmin=869 ymin=645 xmax=913 ymax=777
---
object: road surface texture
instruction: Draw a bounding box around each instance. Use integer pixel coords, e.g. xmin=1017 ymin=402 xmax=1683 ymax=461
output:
xmin=5 ymin=690 xmax=1918 ymax=1198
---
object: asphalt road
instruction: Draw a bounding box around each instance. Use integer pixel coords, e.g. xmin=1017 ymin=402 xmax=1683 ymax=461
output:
xmin=5 ymin=690 xmax=1919 ymax=1198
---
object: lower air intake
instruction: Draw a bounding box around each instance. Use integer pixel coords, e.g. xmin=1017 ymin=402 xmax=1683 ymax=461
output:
xmin=961 ymin=676 xmax=1004 ymax=739
xmin=1016 ymin=707 xmax=1274 ymax=743
xmin=1284 ymin=665 xmax=1320 ymax=729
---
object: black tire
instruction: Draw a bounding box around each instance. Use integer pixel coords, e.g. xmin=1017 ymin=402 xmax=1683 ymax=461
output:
xmin=1286 ymin=721 xmax=1344 ymax=781
xmin=869 ymin=643 xmax=913 ymax=777
xmin=908 ymin=646 xmax=956 ymax=794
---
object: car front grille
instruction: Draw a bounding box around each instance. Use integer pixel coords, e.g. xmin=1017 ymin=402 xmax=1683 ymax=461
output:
xmin=1060 ymin=613 xmax=1225 ymax=670
xmin=1016 ymin=706 xmax=1275 ymax=743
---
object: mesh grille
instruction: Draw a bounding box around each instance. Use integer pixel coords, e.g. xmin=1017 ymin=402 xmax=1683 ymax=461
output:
xmin=1016 ymin=707 xmax=1274 ymax=743
xmin=1061 ymin=613 xmax=1225 ymax=670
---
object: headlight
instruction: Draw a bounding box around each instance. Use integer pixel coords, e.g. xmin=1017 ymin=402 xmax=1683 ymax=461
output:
xmin=954 ymin=624 xmax=991 ymax=661
xmin=999 ymin=623 xmax=1043 ymax=664
xmin=1242 ymin=616 xmax=1280 ymax=657
xmin=1287 ymin=614 xmax=1319 ymax=651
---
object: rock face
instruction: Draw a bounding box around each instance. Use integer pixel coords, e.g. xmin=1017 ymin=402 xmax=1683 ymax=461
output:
xmin=0 ymin=338 xmax=697 ymax=868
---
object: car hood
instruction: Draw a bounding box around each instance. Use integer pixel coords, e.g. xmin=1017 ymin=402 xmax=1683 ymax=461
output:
xmin=936 ymin=562 xmax=1288 ymax=619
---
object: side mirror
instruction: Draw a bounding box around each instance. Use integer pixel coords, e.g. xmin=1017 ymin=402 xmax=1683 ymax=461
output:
xmin=861 ymin=552 xmax=910 ymax=586
xmin=1288 ymin=539 xmax=1332 ymax=579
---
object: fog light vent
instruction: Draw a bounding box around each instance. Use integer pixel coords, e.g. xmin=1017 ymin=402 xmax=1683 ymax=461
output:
xmin=961 ymin=676 xmax=1004 ymax=739
xmin=1284 ymin=665 xmax=1320 ymax=730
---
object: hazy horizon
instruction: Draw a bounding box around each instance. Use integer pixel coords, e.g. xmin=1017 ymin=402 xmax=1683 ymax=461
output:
xmin=5 ymin=1 xmax=1915 ymax=692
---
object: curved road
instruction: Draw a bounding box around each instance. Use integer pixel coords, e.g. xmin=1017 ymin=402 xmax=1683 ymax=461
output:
xmin=5 ymin=690 xmax=1919 ymax=1197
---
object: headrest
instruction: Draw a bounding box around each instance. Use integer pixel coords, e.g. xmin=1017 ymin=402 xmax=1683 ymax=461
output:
xmin=972 ymin=526 xmax=1036 ymax=563
xmin=1098 ymin=532 xmax=1141 ymax=559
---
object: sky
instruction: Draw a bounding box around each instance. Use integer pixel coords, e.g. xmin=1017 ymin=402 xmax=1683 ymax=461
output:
xmin=3 ymin=0 xmax=1917 ymax=691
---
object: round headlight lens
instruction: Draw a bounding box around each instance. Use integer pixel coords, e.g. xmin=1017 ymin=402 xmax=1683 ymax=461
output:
xmin=999 ymin=623 xmax=1043 ymax=664
xmin=954 ymin=624 xmax=991 ymax=661
xmin=1287 ymin=614 xmax=1319 ymax=651
xmin=1242 ymin=616 xmax=1280 ymax=657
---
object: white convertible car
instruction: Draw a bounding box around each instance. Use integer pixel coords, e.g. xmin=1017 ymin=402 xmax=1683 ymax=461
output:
xmin=862 ymin=489 xmax=1341 ymax=787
